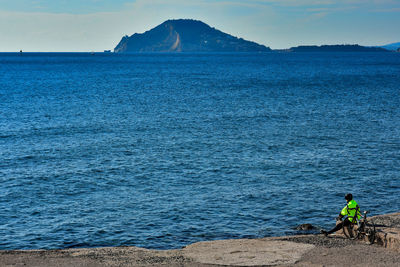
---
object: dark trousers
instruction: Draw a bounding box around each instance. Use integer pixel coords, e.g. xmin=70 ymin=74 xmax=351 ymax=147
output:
xmin=328 ymin=218 xmax=352 ymax=234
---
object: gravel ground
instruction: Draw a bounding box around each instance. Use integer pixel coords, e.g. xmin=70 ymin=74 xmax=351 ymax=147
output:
xmin=279 ymin=234 xmax=356 ymax=248
xmin=279 ymin=233 xmax=400 ymax=267
xmin=1 ymin=235 xmax=399 ymax=267
xmin=295 ymin=242 xmax=400 ymax=267
xmin=372 ymin=213 xmax=400 ymax=228
xmin=1 ymin=213 xmax=399 ymax=267
xmin=0 ymin=247 xmax=212 ymax=267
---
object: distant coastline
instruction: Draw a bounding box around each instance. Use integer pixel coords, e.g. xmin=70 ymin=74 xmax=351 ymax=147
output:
xmin=113 ymin=19 xmax=396 ymax=54
xmin=2 ymin=47 xmax=397 ymax=54
xmin=281 ymin=44 xmax=390 ymax=53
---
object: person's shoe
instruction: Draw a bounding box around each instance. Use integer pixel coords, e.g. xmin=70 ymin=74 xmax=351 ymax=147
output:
xmin=320 ymin=230 xmax=328 ymax=237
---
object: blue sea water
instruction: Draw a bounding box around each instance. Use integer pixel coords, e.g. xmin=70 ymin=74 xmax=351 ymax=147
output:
xmin=0 ymin=52 xmax=399 ymax=250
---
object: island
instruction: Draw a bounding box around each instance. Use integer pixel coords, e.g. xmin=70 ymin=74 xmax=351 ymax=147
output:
xmin=114 ymin=19 xmax=271 ymax=53
xmin=286 ymin=44 xmax=389 ymax=52
xmin=113 ymin=19 xmax=395 ymax=53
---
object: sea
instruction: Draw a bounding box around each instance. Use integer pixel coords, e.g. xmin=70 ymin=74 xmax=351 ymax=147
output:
xmin=0 ymin=52 xmax=399 ymax=250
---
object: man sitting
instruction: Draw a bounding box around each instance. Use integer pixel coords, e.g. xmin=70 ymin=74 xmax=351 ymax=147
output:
xmin=321 ymin=193 xmax=361 ymax=236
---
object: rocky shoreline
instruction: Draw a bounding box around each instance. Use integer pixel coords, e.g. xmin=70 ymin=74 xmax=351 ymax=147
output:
xmin=1 ymin=212 xmax=399 ymax=267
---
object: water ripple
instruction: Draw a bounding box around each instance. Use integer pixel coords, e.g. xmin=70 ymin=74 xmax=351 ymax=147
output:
xmin=0 ymin=52 xmax=399 ymax=250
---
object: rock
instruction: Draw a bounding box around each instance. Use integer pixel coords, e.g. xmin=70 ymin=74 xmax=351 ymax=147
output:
xmin=182 ymin=238 xmax=314 ymax=266
xmin=372 ymin=212 xmax=400 ymax=228
xmin=295 ymin=224 xmax=315 ymax=231
xmin=372 ymin=212 xmax=400 ymax=251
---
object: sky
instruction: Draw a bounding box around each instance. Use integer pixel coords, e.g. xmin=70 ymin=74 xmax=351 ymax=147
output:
xmin=0 ymin=0 xmax=399 ymax=52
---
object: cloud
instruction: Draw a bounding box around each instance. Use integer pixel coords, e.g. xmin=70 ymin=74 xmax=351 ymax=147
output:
xmin=0 ymin=0 xmax=134 ymax=14
xmin=0 ymin=0 xmax=398 ymax=51
xmin=373 ymin=7 xmax=400 ymax=13
xmin=0 ymin=0 xmax=277 ymax=51
xmin=0 ymin=9 xmax=131 ymax=51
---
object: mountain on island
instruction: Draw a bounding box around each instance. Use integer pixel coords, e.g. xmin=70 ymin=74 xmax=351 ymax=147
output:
xmin=379 ymin=42 xmax=400 ymax=51
xmin=114 ymin=19 xmax=271 ymax=53
xmin=287 ymin=44 xmax=389 ymax=52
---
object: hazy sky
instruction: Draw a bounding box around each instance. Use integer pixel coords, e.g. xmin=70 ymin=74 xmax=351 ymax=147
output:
xmin=0 ymin=0 xmax=399 ymax=52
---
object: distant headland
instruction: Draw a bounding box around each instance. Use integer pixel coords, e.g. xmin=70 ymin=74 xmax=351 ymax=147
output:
xmin=114 ymin=19 xmax=396 ymax=53
xmin=284 ymin=44 xmax=389 ymax=53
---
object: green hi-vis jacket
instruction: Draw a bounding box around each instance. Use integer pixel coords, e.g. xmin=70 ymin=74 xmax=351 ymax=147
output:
xmin=341 ymin=199 xmax=361 ymax=223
